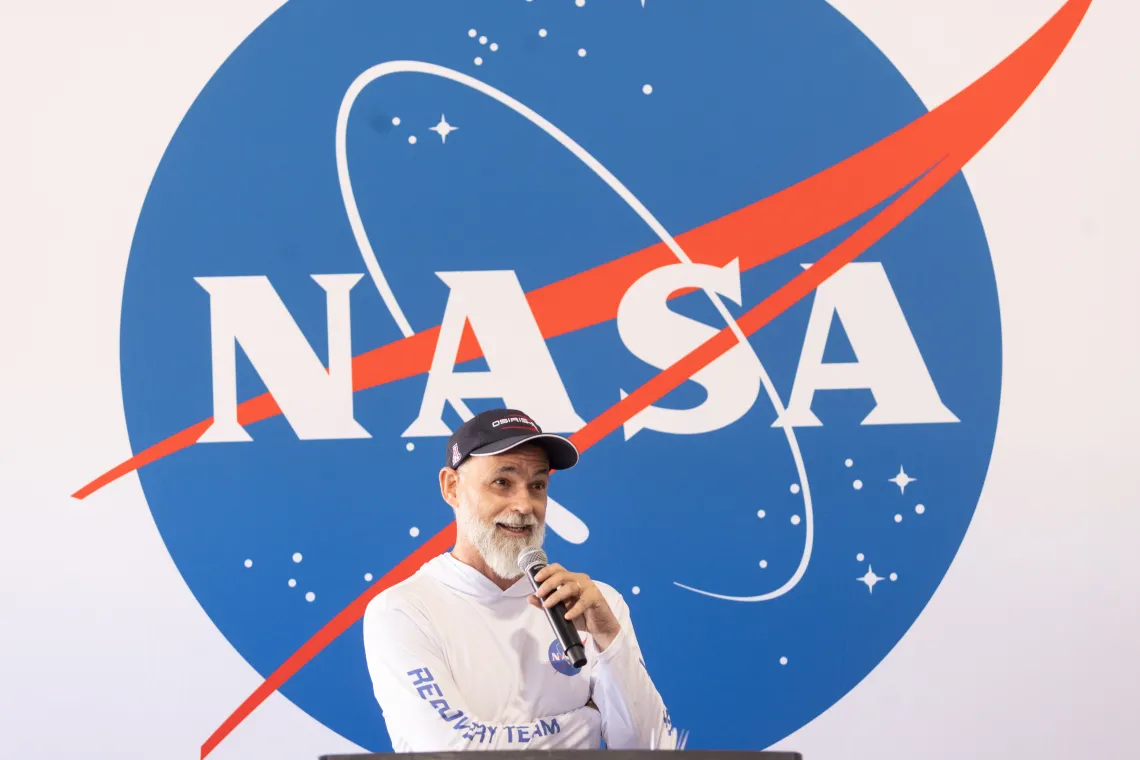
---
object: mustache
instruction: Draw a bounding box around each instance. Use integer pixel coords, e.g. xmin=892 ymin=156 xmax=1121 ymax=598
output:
xmin=494 ymin=514 xmax=539 ymax=528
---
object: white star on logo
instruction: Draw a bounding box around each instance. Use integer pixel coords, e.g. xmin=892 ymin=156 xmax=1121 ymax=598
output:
xmin=857 ymin=565 xmax=884 ymax=593
xmin=430 ymin=114 xmax=459 ymax=143
xmin=888 ymin=465 xmax=916 ymax=494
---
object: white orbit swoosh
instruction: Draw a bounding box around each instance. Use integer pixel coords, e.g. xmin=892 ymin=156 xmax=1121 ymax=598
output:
xmin=335 ymin=61 xmax=811 ymax=599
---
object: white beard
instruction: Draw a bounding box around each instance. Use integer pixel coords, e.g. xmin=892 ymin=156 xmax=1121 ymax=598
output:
xmin=457 ymin=505 xmax=545 ymax=581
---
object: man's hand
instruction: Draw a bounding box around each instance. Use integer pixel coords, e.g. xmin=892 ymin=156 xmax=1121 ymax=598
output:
xmin=528 ymin=564 xmax=621 ymax=651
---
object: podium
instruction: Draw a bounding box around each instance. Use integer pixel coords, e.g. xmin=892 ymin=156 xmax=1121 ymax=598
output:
xmin=320 ymin=754 xmax=802 ymax=760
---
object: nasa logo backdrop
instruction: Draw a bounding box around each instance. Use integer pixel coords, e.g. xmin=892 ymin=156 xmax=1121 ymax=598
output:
xmin=118 ymin=0 xmax=1002 ymax=751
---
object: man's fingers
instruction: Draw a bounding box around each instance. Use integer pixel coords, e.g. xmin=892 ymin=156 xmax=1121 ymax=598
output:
xmin=534 ymin=573 xmax=570 ymax=599
xmin=563 ymin=597 xmax=587 ymax=621
xmin=542 ymin=583 xmax=579 ymax=609
xmin=533 ymin=563 xmax=564 ymax=584
xmin=534 ymin=571 xmax=580 ymax=599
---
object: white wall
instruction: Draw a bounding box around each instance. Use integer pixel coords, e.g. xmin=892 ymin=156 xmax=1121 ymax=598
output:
xmin=1 ymin=1 xmax=1136 ymax=758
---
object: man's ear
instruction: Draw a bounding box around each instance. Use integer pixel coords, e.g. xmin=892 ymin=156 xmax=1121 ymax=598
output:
xmin=439 ymin=467 xmax=460 ymax=510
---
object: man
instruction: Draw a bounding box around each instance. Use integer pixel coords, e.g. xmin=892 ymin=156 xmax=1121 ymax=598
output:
xmin=363 ymin=408 xmax=680 ymax=751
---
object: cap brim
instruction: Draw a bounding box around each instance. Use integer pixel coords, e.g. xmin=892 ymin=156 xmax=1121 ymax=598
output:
xmin=468 ymin=433 xmax=580 ymax=471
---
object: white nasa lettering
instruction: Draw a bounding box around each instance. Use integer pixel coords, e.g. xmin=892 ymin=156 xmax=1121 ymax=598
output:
xmin=773 ymin=262 xmax=959 ymax=427
xmin=402 ymin=270 xmax=587 ymax=437
xmin=195 ymin=274 xmax=371 ymax=442
xmin=615 ymin=259 xmax=762 ymax=440
xmin=193 ymin=263 xmax=953 ymax=444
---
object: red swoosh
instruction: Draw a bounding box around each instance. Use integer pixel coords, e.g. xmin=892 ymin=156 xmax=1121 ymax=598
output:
xmin=134 ymin=2 xmax=1085 ymax=756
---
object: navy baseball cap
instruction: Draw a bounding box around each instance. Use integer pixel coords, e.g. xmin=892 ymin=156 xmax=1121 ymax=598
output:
xmin=445 ymin=408 xmax=579 ymax=471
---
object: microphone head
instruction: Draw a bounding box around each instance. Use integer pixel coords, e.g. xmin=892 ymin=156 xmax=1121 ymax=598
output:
xmin=517 ymin=547 xmax=548 ymax=574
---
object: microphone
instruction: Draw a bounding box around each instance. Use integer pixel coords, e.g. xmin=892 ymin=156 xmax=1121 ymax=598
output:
xmin=518 ymin=547 xmax=587 ymax=669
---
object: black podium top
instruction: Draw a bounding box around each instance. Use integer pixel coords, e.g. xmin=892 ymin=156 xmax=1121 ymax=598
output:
xmin=320 ymin=753 xmax=801 ymax=760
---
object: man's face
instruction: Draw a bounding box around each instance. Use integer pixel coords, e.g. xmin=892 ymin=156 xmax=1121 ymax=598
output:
xmin=445 ymin=444 xmax=550 ymax=580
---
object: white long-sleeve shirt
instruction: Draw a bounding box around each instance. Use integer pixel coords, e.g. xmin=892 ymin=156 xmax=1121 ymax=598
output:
xmin=362 ymin=552 xmax=678 ymax=752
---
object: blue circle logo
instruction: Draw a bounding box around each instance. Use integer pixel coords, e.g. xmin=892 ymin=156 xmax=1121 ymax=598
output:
xmin=106 ymin=0 xmax=1045 ymax=752
xmin=549 ymin=639 xmax=583 ymax=677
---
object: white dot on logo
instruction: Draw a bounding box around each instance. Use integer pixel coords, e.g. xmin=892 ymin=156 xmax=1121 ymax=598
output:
xmin=405 ymin=442 xmax=415 ymax=452
xmin=845 ymin=458 xmax=853 ymax=467
xmin=305 ymin=592 xmax=316 ymax=602
xmin=757 ymin=509 xmax=766 ymax=518
xmin=578 ymin=48 xmax=587 ymax=57
xmin=288 ymin=578 xmax=296 ymax=588
xmin=539 ymin=28 xmax=547 ymax=38
xmin=364 ymin=573 xmax=373 ymax=582
xmin=576 ymin=0 xmax=585 ymax=6
xmin=490 ymin=42 xmax=499 ymax=52
xmin=408 ymin=135 xmax=418 ymax=144
xmin=790 ymin=483 xmax=801 ymax=494
xmin=632 ymin=586 xmax=640 ymax=595
xmin=915 ymin=504 xmax=926 ymax=514
xmin=468 ymin=29 xmax=476 ymax=38
xmin=474 ymin=57 xmax=483 ymax=66
xmin=409 ymin=526 xmax=421 ymax=537
xmin=790 ymin=515 xmax=801 ymax=525
xmin=642 ymin=84 xmax=653 ymax=95
xmin=292 ymin=552 xmax=303 ymax=563
xmin=479 ymin=35 xmax=487 ymax=44
xmin=759 ymin=559 xmax=768 ymax=569
xmin=243 ymin=559 xmax=252 ymax=568
xmin=391 ymin=116 xmax=400 ymax=126
xmin=856 ymin=552 xmax=865 ymax=561
xmin=853 ymin=479 xmax=863 ymax=490
xmin=889 ymin=573 xmax=898 ymax=581
xmin=894 ymin=514 xmax=903 ymax=523
xmin=779 ymin=656 xmax=788 ymax=665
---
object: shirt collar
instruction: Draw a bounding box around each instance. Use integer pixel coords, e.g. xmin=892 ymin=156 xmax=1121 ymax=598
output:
xmin=438 ymin=552 xmax=534 ymax=598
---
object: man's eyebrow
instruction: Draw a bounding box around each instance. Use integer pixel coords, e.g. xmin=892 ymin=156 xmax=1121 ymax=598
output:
xmin=492 ymin=464 xmax=551 ymax=476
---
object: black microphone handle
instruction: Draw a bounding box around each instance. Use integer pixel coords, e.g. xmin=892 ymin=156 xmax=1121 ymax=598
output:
xmin=526 ymin=564 xmax=588 ymax=669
